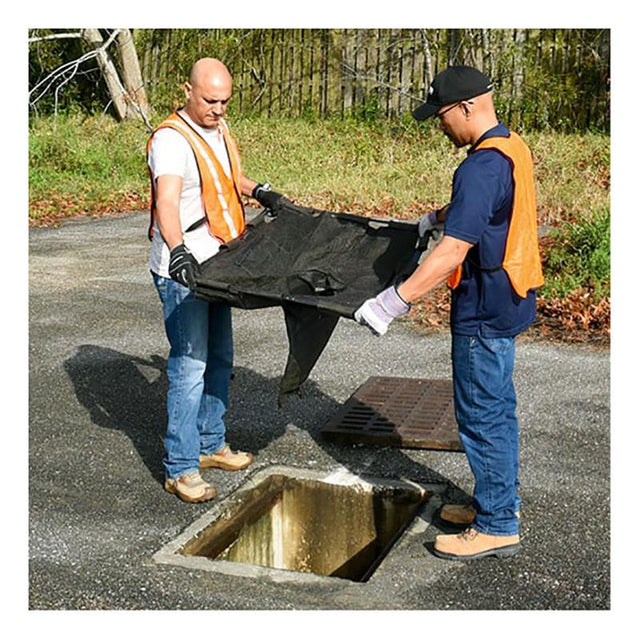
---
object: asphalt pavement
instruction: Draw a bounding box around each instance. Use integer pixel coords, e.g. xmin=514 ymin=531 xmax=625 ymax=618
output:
xmin=27 ymin=210 xmax=611 ymax=622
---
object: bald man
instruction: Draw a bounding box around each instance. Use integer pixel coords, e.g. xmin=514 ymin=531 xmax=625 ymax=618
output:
xmin=147 ymin=58 xmax=285 ymax=503
xmin=355 ymin=66 xmax=543 ymax=560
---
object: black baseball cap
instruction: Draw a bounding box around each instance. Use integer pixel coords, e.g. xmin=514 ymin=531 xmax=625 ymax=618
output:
xmin=412 ymin=66 xmax=494 ymax=121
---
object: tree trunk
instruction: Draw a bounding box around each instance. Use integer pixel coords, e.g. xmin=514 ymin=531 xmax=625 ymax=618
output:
xmin=420 ymin=29 xmax=433 ymax=87
xmin=511 ymin=29 xmax=526 ymax=128
xmin=116 ymin=29 xmax=149 ymax=118
xmin=81 ymin=28 xmax=129 ymax=120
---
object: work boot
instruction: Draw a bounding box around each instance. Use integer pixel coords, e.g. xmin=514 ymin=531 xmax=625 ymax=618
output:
xmin=199 ymin=444 xmax=254 ymax=471
xmin=439 ymin=504 xmax=520 ymax=525
xmin=433 ymin=527 xmax=521 ymax=561
xmin=164 ymin=471 xmax=218 ymax=503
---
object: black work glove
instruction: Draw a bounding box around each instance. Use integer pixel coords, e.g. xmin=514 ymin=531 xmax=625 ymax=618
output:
xmin=168 ymin=243 xmax=200 ymax=291
xmin=252 ymin=182 xmax=284 ymax=210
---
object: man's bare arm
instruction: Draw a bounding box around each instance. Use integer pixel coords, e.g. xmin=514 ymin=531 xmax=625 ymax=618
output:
xmin=397 ymin=235 xmax=473 ymax=304
xmin=155 ymin=174 xmax=184 ymax=250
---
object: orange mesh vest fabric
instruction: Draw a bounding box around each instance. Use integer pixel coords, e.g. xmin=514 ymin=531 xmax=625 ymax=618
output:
xmin=447 ymin=131 xmax=544 ymax=298
xmin=147 ymin=112 xmax=246 ymax=243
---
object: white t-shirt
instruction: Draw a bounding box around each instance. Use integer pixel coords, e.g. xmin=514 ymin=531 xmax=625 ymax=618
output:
xmin=147 ymin=111 xmax=233 ymax=276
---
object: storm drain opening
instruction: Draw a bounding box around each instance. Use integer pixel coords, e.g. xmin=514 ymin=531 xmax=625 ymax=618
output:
xmin=170 ymin=470 xmax=431 ymax=583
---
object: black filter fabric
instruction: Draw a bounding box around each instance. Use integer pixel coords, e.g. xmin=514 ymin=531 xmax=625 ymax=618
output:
xmin=195 ymin=199 xmax=423 ymax=400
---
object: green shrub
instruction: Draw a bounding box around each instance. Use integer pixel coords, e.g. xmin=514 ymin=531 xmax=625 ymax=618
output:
xmin=541 ymin=207 xmax=610 ymax=301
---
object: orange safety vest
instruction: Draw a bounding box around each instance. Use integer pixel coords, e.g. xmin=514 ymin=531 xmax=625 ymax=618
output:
xmin=447 ymin=131 xmax=544 ymax=298
xmin=147 ymin=112 xmax=246 ymax=243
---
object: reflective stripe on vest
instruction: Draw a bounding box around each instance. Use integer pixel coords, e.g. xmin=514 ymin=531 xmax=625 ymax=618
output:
xmin=447 ymin=131 xmax=544 ymax=298
xmin=147 ymin=112 xmax=246 ymax=243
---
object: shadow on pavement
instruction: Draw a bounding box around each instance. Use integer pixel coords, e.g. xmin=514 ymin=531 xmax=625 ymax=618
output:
xmin=64 ymin=345 xmax=168 ymax=483
xmin=64 ymin=344 xmax=466 ymax=506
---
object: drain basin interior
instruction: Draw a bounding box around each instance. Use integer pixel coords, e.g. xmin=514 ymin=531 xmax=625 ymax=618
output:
xmin=179 ymin=473 xmax=428 ymax=582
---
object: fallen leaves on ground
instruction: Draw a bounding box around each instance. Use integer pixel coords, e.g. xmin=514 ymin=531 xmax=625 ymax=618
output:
xmin=405 ymin=285 xmax=609 ymax=347
xmin=29 ymin=192 xmax=148 ymax=227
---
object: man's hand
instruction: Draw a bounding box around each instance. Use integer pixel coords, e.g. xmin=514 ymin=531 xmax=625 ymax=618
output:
xmin=418 ymin=209 xmax=444 ymax=238
xmin=354 ymin=286 xmax=411 ymax=336
xmin=168 ymin=243 xmax=200 ymax=291
xmin=252 ymin=183 xmax=284 ymax=210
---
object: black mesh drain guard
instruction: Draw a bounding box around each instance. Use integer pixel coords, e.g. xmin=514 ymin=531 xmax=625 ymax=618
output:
xmin=322 ymin=377 xmax=463 ymax=451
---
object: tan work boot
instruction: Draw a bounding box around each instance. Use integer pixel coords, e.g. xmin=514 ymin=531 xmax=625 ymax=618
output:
xmin=199 ymin=444 xmax=254 ymax=471
xmin=164 ymin=471 xmax=218 ymax=503
xmin=434 ymin=527 xmax=521 ymax=561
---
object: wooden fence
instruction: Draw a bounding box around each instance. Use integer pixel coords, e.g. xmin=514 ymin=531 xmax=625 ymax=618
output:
xmin=136 ymin=28 xmax=610 ymax=131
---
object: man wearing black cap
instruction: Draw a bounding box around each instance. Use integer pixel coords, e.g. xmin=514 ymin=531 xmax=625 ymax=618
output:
xmin=355 ymin=66 xmax=544 ymax=561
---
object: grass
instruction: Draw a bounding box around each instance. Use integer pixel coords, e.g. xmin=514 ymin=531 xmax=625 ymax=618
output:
xmin=29 ymin=112 xmax=610 ymax=224
xmin=29 ymin=114 xmax=151 ymax=222
xmin=29 ymin=112 xmax=610 ymax=341
xmin=231 ymin=115 xmax=461 ymax=216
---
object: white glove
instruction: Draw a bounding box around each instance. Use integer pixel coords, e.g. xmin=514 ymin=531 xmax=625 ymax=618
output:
xmin=418 ymin=210 xmax=444 ymax=238
xmin=354 ymin=286 xmax=411 ymax=336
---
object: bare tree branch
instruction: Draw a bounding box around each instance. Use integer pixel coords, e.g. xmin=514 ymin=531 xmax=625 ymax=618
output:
xmin=29 ymin=28 xmax=152 ymax=130
xmin=28 ymin=32 xmax=83 ymax=44
xmin=30 ymin=48 xmax=100 ymax=106
xmin=340 ymin=61 xmax=423 ymax=103
xmin=29 ymin=29 xmax=121 ymax=104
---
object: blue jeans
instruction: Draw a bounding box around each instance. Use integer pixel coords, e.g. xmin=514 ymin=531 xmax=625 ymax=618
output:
xmin=452 ymin=333 xmax=520 ymax=536
xmin=153 ymin=274 xmax=233 ymax=479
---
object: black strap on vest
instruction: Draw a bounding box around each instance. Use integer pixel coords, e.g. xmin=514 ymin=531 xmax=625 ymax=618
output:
xmin=185 ymin=216 xmax=208 ymax=233
xmin=466 ymin=256 xmax=503 ymax=273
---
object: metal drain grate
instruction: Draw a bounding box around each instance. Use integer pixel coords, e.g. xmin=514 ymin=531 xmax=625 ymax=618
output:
xmin=322 ymin=377 xmax=463 ymax=451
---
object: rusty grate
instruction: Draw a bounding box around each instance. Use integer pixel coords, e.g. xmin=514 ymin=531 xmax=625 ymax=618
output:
xmin=322 ymin=377 xmax=463 ymax=451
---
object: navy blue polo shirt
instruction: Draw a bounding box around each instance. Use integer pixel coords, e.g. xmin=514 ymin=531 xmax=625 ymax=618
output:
xmin=444 ymin=123 xmax=537 ymax=337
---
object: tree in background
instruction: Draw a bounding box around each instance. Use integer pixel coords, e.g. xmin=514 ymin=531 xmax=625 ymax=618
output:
xmin=28 ymin=28 xmax=609 ymax=133
xmin=29 ymin=28 xmax=150 ymax=129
